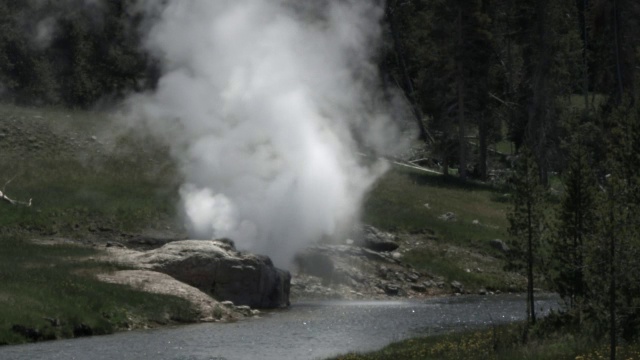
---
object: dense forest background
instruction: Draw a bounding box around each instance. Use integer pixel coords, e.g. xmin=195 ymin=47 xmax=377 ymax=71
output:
xmin=2 ymin=0 xmax=640 ymax=355
xmin=1 ymin=0 xmax=639 ymax=181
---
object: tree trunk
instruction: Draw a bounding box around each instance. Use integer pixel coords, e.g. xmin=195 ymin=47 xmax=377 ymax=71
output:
xmin=527 ymin=198 xmax=536 ymax=324
xmin=609 ymin=191 xmax=617 ymax=360
xmin=386 ymin=2 xmax=430 ymax=143
xmin=581 ymin=0 xmax=590 ymax=116
xmin=457 ymin=7 xmax=467 ymax=180
xmin=479 ymin=118 xmax=488 ymax=180
xmin=612 ymin=0 xmax=624 ymax=105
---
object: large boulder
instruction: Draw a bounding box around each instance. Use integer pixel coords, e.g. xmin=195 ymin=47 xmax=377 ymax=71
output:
xmin=112 ymin=240 xmax=290 ymax=309
xmin=357 ymin=225 xmax=399 ymax=252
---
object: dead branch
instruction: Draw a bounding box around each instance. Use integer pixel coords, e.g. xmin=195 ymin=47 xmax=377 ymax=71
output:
xmin=0 ymin=190 xmax=32 ymax=206
xmin=0 ymin=176 xmax=32 ymax=207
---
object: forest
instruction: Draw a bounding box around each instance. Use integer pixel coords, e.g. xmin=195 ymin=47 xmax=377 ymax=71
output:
xmin=1 ymin=0 xmax=640 ymax=358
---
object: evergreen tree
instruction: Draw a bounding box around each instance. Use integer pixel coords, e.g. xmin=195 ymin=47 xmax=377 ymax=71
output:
xmin=583 ymin=101 xmax=640 ymax=358
xmin=508 ymin=146 xmax=545 ymax=325
xmin=552 ymin=119 xmax=598 ymax=311
xmin=510 ymin=0 xmax=582 ymax=184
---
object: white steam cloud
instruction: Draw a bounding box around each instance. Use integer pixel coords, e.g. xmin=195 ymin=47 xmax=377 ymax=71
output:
xmin=127 ymin=0 xmax=407 ymax=266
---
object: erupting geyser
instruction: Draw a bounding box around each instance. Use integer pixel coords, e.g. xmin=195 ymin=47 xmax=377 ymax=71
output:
xmin=128 ymin=0 xmax=408 ymax=266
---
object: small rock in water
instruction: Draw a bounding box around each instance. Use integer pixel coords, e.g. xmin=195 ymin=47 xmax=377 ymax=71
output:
xmin=384 ymin=283 xmax=401 ymax=296
xmin=235 ymin=305 xmax=252 ymax=317
xmin=220 ymin=301 xmax=235 ymax=308
xmin=450 ymin=281 xmax=464 ymax=293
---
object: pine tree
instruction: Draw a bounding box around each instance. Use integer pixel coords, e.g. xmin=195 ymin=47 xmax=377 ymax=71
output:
xmin=552 ymin=120 xmax=598 ymax=311
xmin=584 ymin=101 xmax=640 ymax=359
xmin=508 ymin=146 xmax=545 ymax=325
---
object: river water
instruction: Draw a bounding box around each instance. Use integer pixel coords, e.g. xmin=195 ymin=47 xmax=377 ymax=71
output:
xmin=0 ymin=294 xmax=559 ymax=360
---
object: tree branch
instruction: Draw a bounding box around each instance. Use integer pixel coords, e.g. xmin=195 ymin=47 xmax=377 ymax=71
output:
xmin=0 ymin=177 xmax=32 ymax=207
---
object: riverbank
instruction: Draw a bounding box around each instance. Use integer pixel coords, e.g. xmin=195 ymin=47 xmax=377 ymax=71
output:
xmin=0 ymin=295 xmax=561 ymax=360
xmin=330 ymin=318 xmax=640 ymax=360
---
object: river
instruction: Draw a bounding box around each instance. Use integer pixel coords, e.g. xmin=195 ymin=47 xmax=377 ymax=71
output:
xmin=0 ymin=294 xmax=560 ymax=360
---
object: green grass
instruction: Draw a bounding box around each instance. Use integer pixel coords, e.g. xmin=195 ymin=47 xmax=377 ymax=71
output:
xmin=567 ymin=93 xmax=608 ymax=112
xmin=363 ymin=166 xmax=509 ymax=250
xmin=0 ymin=104 xmax=199 ymax=345
xmin=495 ymin=140 xmax=514 ymax=155
xmin=0 ymin=236 xmax=199 ymax=345
xmin=362 ymin=166 xmax=518 ymax=291
xmin=0 ymin=104 xmax=182 ymax=236
xmin=330 ymin=322 xmax=640 ymax=360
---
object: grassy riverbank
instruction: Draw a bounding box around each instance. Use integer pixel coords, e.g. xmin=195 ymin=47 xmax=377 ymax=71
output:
xmin=331 ymin=321 xmax=640 ymax=360
xmin=0 ymin=236 xmax=199 ymax=345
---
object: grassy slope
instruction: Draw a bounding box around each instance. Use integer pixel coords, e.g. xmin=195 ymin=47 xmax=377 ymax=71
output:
xmin=0 ymin=104 xmax=181 ymax=236
xmin=0 ymin=104 xmax=194 ymax=345
xmin=363 ymin=166 xmax=521 ymax=291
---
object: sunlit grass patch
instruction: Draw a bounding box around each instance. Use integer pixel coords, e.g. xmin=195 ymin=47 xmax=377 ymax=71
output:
xmin=0 ymin=236 xmax=198 ymax=345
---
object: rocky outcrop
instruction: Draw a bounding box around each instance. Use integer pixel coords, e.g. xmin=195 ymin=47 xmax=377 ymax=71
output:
xmin=105 ymin=240 xmax=290 ymax=309
xmin=292 ymin=244 xmax=438 ymax=300
xmin=97 ymin=270 xmax=241 ymax=322
xmin=356 ymin=225 xmax=400 ymax=252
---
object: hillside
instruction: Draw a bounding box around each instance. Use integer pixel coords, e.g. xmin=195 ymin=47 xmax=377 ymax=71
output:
xmin=0 ymin=104 xmax=523 ymax=344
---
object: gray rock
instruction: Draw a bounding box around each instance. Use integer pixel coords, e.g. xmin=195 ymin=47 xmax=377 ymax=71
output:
xmin=235 ymin=305 xmax=252 ymax=317
xmin=362 ymin=248 xmax=390 ymax=262
xmin=129 ymin=240 xmax=290 ymax=309
xmin=438 ymin=212 xmax=457 ymax=221
xmin=490 ymin=239 xmax=510 ymax=253
xmin=384 ymin=283 xmax=401 ymax=296
xmin=406 ymin=272 xmax=420 ymax=283
xmin=451 ymin=281 xmax=464 ymax=293
xmin=358 ymin=225 xmax=399 ymax=252
xmin=411 ymin=284 xmax=427 ymax=293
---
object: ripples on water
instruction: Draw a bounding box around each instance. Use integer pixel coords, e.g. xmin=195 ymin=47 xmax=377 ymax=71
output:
xmin=1 ymin=294 xmax=560 ymax=360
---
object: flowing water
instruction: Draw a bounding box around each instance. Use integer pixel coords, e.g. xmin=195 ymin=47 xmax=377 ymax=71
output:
xmin=1 ymin=294 xmax=560 ymax=360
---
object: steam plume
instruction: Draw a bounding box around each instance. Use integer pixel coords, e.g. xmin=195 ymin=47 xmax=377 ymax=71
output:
xmin=128 ymin=0 xmax=406 ymax=266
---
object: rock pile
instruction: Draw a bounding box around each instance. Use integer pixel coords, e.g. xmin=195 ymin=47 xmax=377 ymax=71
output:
xmin=292 ymin=229 xmax=445 ymax=300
